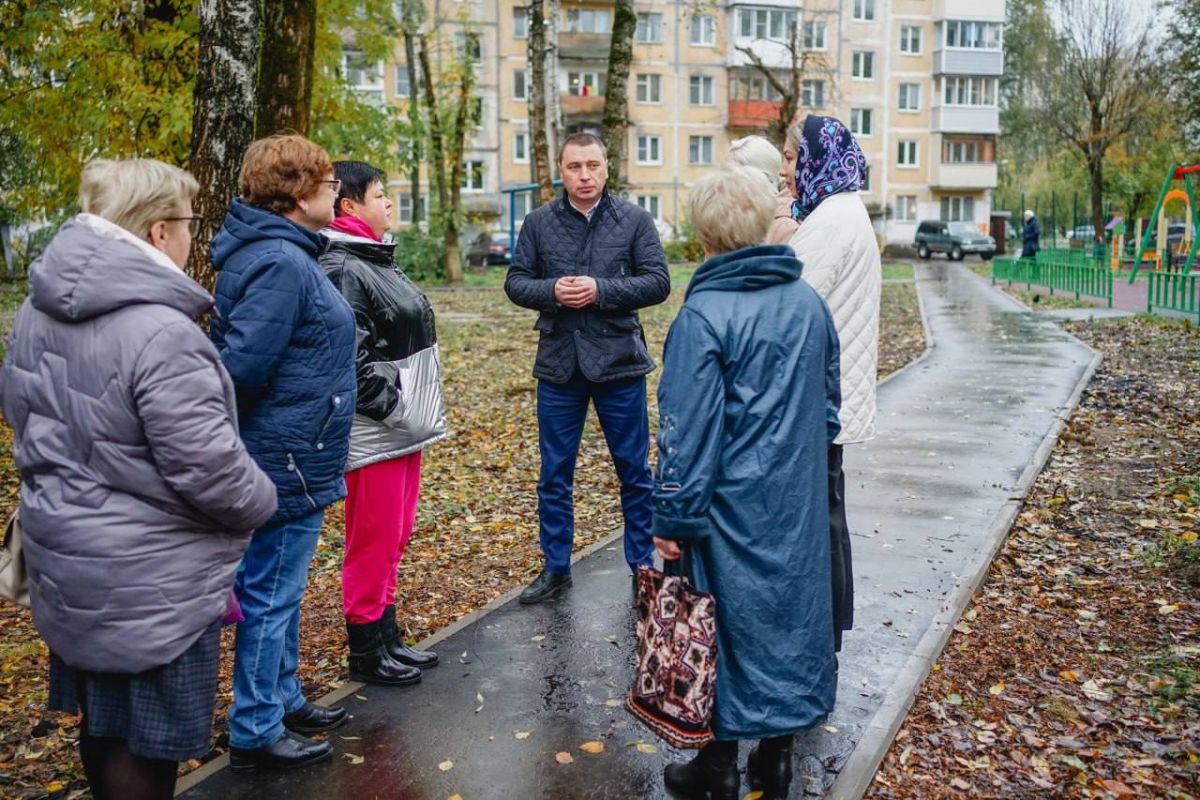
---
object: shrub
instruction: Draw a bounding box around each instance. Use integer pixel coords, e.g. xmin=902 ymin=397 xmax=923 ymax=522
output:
xmin=664 ymin=221 xmax=704 ymax=264
xmin=393 ymin=227 xmax=446 ymax=283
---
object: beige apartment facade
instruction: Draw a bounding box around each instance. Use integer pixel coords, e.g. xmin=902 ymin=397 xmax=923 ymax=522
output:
xmin=372 ymin=0 xmax=1005 ymax=246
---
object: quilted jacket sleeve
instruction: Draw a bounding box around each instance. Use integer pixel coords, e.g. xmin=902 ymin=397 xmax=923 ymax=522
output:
xmin=330 ymin=261 xmax=399 ymax=421
xmin=651 ymin=307 xmax=725 ymax=543
xmin=822 ymin=303 xmax=843 ymax=446
xmin=594 ymin=212 xmax=671 ymax=311
xmin=787 ymin=221 xmax=844 ymax=300
xmin=505 ymin=220 xmax=558 ymax=311
xmin=133 ymin=321 xmax=278 ymax=533
xmin=213 ymin=250 xmax=303 ymax=415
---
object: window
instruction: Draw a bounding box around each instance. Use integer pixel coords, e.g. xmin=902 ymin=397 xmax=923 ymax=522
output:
xmin=943 ymin=137 xmax=995 ymax=163
xmin=513 ymin=192 xmax=531 ymax=226
xmin=690 ymin=14 xmax=716 ymax=46
xmin=895 ymin=195 xmax=917 ymax=222
xmin=852 ymin=51 xmax=875 ymax=80
xmin=802 ymin=79 xmax=825 ymax=107
xmin=568 ymin=71 xmax=603 ymax=96
xmin=900 ymin=25 xmax=923 ymax=54
xmin=343 ymin=51 xmax=384 ymax=104
xmin=462 ymin=161 xmax=484 ymax=191
xmin=513 ymin=68 xmax=528 ymax=101
xmin=566 ymin=8 xmax=611 ymax=33
xmin=897 ymin=140 xmax=919 ymax=167
xmin=397 ymin=194 xmax=427 ymax=224
xmin=850 ymin=107 xmax=873 ymax=136
xmin=636 ymin=194 xmax=661 ymax=220
xmin=898 ymin=83 xmax=921 ymax=111
xmin=513 ymin=131 xmax=529 ymax=164
xmin=940 ymin=196 xmax=976 ymax=221
xmin=853 ymin=0 xmax=876 ymax=22
xmin=689 ymin=75 xmax=715 ymax=106
xmin=945 ymin=20 xmax=1003 ymax=49
xmin=732 ymin=75 xmax=781 ymax=101
xmin=737 ymin=7 xmax=796 ymax=42
xmin=689 ymin=135 xmax=714 ymax=165
xmin=802 ymin=20 xmax=827 ymax=50
xmin=636 ymin=13 xmax=664 ymax=43
xmin=469 ymin=97 xmax=483 ymax=125
xmin=513 ymin=6 xmax=528 ymax=38
xmin=395 ymin=64 xmax=416 ymax=98
xmin=943 ymin=76 xmax=997 ymax=106
xmin=455 ymin=32 xmax=481 ymax=61
xmin=636 ymin=73 xmax=662 ymax=103
xmin=636 ymin=134 xmax=662 ymax=165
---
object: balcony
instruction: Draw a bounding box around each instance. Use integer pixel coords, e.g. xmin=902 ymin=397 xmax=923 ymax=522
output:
xmin=935 ymin=0 xmax=1005 ymax=19
xmin=559 ymin=32 xmax=611 ymax=60
xmin=934 ymin=48 xmax=1004 ymax=76
xmin=931 ymin=161 xmax=998 ymax=190
xmin=934 ymin=105 xmax=999 ymax=134
xmin=728 ymin=99 xmax=782 ymax=128
xmin=561 ymin=92 xmax=605 ymax=118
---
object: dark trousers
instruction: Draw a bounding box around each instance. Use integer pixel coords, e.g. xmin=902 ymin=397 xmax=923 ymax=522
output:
xmin=536 ymin=372 xmax=655 ymax=574
xmin=828 ymin=443 xmax=854 ymax=652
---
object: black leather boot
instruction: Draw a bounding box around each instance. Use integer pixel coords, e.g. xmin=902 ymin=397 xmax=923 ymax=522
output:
xmin=380 ymin=605 xmax=438 ymax=668
xmin=662 ymin=741 xmax=739 ymax=800
xmin=746 ymin=734 xmax=794 ymax=800
xmin=282 ymin=700 xmax=348 ymax=735
xmin=230 ymin=729 xmax=333 ymax=771
xmin=346 ymin=619 xmax=421 ymax=686
xmin=519 ymin=570 xmax=572 ymax=604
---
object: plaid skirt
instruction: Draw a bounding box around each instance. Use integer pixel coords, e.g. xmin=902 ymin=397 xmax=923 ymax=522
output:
xmin=48 ymin=619 xmax=222 ymax=761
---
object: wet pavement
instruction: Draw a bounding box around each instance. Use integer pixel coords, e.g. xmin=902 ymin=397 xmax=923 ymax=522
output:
xmin=178 ymin=263 xmax=1097 ymax=800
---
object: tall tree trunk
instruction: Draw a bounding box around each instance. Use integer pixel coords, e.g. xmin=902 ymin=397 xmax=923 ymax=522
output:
xmin=417 ymin=36 xmax=447 ymax=219
xmin=188 ymin=0 xmax=260 ymax=291
xmin=443 ymin=62 xmax=474 ymax=284
xmin=404 ymin=29 xmax=421 ymax=221
xmin=601 ymin=0 xmax=636 ymax=190
xmin=528 ymin=0 xmax=554 ymax=204
xmin=254 ymin=0 xmax=315 ymax=137
xmin=401 ymin=0 xmax=425 ymax=223
xmin=546 ymin=0 xmax=562 ymax=171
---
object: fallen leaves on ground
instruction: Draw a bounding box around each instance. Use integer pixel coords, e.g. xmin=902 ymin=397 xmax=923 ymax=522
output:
xmin=0 ymin=278 xmax=924 ymax=797
xmin=867 ymin=316 xmax=1200 ymax=799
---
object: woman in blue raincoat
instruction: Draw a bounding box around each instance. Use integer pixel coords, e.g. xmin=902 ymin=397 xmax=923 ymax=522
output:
xmin=653 ymin=165 xmax=842 ymax=800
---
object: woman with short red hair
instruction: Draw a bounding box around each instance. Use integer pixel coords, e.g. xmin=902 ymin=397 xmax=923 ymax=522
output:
xmin=209 ymin=134 xmax=358 ymax=771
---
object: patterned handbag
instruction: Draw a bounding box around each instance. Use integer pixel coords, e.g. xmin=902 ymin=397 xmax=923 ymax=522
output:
xmin=0 ymin=509 xmax=30 ymax=608
xmin=626 ymin=563 xmax=718 ymax=749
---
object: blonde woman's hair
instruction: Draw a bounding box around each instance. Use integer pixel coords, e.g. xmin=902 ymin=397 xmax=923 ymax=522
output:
xmin=726 ymin=135 xmax=783 ymax=188
xmin=79 ymin=158 xmax=199 ymax=238
xmin=689 ymin=166 xmax=776 ymax=256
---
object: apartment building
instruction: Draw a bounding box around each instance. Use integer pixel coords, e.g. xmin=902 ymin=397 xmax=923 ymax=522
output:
xmin=372 ymin=0 xmax=1005 ymax=245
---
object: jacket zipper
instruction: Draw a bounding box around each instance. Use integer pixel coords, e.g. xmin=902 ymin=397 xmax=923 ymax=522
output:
xmin=314 ymin=395 xmax=342 ymax=447
xmin=287 ymin=452 xmax=317 ymax=509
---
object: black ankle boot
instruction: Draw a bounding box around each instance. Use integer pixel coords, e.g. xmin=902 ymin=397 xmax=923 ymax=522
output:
xmin=346 ymin=620 xmax=421 ymax=686
xmin=747 ymin=735 xmax=794 ymax=800
xmin=662 ymin=742 xmax=739 ymax=800
xmin=380 ymin=605 xmax=438 ymax=668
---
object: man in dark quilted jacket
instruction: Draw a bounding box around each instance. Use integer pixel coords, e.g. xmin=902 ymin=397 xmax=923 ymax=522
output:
xmin=505 ymin=132 xmax=671 ymax=604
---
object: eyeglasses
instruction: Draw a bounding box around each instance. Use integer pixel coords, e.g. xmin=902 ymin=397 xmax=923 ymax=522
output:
xmin=164 ymin=215 xmax=204 ymax=236
xmin=321 ymin=179 xmax=343 ymax=194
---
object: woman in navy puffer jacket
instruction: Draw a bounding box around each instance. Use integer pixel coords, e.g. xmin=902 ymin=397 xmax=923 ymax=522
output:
xmin=209 ymin=135 xmax=357 ymax=771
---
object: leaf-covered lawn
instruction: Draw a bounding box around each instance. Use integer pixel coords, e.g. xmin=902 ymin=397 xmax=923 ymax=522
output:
xmin=0 ymin=276 xmax=925 ymax=798
xmin=867 ymin=316 xmax=1200 ymax=800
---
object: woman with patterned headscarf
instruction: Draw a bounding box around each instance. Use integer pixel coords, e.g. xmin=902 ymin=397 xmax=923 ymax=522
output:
xmin=781 ymin=114 xmax=881 ymax=679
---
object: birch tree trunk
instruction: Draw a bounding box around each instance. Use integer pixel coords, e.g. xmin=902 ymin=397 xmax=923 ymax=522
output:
xmin=443 ymin=61 xmax=474 ymax=284
xmin=546 ymin=0 xmax=562 ymax=172
xmin=254 ymin=0 xmax=315 ymax=137
xmin=402 ymin=0 xmax=425 ymax=222
xmin=601 ymin=0 xmax=636 ymax=190
xmin=528 ymin=1 xmax=555 ymax=204
xmin=188 ymin=0 xmax=260 ymax=291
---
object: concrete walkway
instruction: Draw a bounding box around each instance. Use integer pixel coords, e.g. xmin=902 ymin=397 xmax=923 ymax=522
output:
xmin=178 ymin=262 xmax=1097 ymax=800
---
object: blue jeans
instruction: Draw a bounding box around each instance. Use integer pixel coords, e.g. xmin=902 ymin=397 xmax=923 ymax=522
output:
xmin=536 ymin=372 xmax=655 ymax=574
xmin=229 ymin=509 xmax=324 ymax=749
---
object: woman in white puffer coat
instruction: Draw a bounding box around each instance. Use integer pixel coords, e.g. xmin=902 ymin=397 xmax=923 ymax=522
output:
xmin=781 ymin=115 xmax=882 ymax=654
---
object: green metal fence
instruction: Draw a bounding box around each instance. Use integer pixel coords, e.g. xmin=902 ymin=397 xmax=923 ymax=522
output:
xmin=1147 ymin=271 xmax=1200 ymax=321
xmin=991 ymin=255 xmax=1114 ymax=307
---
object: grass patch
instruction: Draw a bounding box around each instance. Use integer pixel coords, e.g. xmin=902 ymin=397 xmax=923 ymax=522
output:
xmin=881 ymin=262 xmax=914 ymax=281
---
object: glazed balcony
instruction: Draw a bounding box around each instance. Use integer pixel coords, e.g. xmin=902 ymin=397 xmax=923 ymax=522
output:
xmin=727 ymin=99 xmax=782 ymax=128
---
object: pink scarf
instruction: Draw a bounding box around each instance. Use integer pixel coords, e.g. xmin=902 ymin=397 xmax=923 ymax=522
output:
xmin=329 ymin=215 xmax=381 ymax=242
